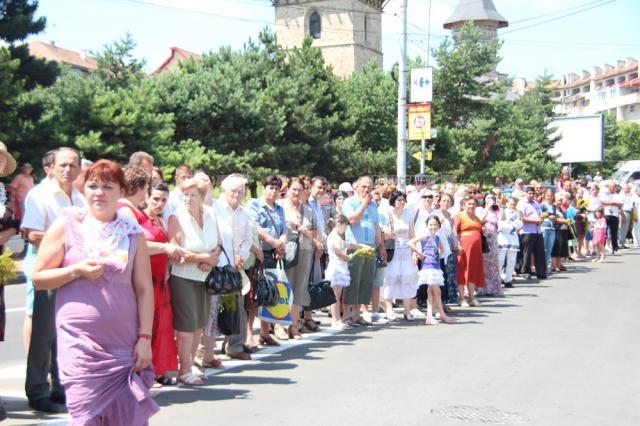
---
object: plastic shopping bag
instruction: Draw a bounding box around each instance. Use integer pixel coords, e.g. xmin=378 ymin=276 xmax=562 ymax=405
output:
xmin=257 ymin=261 xmax=293 ymax=326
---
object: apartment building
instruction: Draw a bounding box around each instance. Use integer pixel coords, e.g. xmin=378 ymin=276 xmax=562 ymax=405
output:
xmin=553 ymin=57 xmax=639 ymax=122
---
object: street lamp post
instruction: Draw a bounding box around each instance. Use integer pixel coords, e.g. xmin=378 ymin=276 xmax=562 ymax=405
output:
xmin=396 ymin=0 xmax=408 ymax=190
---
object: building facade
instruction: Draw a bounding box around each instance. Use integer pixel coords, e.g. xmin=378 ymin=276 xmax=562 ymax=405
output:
xmin=273 ymin=0 xmax=383 ymax=77
xmin=553 ymin=57 xmax=640 ymax=122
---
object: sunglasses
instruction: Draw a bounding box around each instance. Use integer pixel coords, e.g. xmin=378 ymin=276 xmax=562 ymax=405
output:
xmin=421 ymin=195 xmax=434 ymax=199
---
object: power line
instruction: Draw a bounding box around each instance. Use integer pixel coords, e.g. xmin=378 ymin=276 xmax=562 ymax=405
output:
xmin=501 ymin=0 xmax=617 ymax=35
xmin=509 ymin=0 xmax=611 ymax=25
xmin=96 ymin=0 xmax=421 ymax=39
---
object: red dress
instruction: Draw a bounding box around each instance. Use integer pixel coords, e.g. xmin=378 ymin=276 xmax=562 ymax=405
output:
xmin=455 ymin=212 xmax=485 ymax=288
xmin=118 ymin=202 xmax=178 ymax=376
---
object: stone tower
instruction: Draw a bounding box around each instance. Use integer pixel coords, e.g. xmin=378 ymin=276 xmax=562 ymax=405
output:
xmin=443 ymin=0 xmax=508 ymax=45
xmin=273 ymin=0 xmax=383 ymax=77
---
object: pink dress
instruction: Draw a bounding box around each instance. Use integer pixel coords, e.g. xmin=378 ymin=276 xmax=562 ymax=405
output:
xmin=56 ymin=210 xmax=159 ymax=425
xmin=592 ymin=217 xmax=607 ymax=245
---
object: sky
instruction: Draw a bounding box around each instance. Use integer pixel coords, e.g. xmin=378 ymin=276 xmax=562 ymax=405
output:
xmin=29 ymin=0 xmax=639 ymax=81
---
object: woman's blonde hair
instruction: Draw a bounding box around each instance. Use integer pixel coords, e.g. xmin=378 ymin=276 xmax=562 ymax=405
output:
xmin=181 ymin=177 xmax=209 ymax=198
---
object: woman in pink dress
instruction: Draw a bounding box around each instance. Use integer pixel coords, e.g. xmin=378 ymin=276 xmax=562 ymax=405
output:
xmin=33 ymin=160 xmax=158 ymax=425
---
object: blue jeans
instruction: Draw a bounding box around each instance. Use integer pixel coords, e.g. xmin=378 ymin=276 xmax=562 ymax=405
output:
xmin=542 ymin=228 xmax=556 ymax=270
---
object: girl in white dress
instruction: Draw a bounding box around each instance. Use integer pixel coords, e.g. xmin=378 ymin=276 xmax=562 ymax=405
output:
xmin=382 ymin=191 xmax=419 ymax=320
xmin=325 ymin=214 xmax=360 ymax=329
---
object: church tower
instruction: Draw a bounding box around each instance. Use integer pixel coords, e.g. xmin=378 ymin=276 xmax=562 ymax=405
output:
xmin=273 ymin=0 xmax=383 ymax=77
xmin=443 ymin=0 xmax=508 ymax=45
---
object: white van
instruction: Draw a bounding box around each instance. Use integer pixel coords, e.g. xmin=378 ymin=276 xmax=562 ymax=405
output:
xmin=611 ymin=160 xmax=640 ymax=183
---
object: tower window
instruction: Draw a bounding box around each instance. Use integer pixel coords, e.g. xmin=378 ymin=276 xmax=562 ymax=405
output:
xmin=364 ymin=15 xmax=368 ymax=42
xmin=309 ymin=12 xmax=321 ymax=39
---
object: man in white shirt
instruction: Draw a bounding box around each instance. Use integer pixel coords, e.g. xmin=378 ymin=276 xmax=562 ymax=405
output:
xmin=210 ymin=174 xmax=254 ymax=360
xmin=407 ymin=174 xmax=427 ymax=209
xmin=618 ymin=183 xmax=634 ymax=248
xmin=601 ymin=181 xmax=623 ymax=253
xmin=21 ymin=148 xmax=85 ymax=413
xmin=20 ymin=150 xmax=55 ymax=364
xmin=163 ymin=164 xmax=192 ymax=222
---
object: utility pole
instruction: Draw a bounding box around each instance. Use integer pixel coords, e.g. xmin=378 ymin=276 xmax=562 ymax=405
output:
xmin=396 ymin=0 xmax=408 ymax=190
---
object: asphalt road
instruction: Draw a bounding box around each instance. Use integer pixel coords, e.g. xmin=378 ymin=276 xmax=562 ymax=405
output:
xmin=2 ymin=249 xmax=640 ymax=425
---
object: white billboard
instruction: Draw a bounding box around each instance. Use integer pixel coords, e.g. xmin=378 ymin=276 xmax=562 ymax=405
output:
xmin=410 ymin=67 xmax=433 ymax=103
xmin=547 ymin=114 xmax=604 ymax=163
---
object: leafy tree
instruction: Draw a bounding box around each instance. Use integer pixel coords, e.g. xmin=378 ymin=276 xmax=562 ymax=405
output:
xmin=574 ymin=114 xmax=640 ymax=178
xmin=0 ymin=0 xmax=59 ymax=88
xmin=0 ymin=47 xmax=22 ymax=141
xmin=331 ymin=60 xmax=397 ymax=180
xmin=13 ymin=36 xmax=174 ymax=166
xmin=152 ymin=30 xmax=346 ymax=193
xmin=429 ymin=22 xmax=559 ymax=185
xmin=93 ymin=32 xmax=145 ymax=89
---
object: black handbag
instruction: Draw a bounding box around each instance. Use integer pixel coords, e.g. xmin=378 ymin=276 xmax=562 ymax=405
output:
xmin=217 ymin=294 xmax=242 ymax=336
xmin=481 ymin=234 xmax=490 ymax=253
xmin=385 ymin=211 xmax=396 ymax=262
xmin=254 ymin=263 xmax=279 ymax=307
xmin=204 ymin=245 xmax=242 ymax=295
xmin=262 ymin=249 xmax=278 ymax=269
xmin=304 ymin=262 xmax=336 ymax=311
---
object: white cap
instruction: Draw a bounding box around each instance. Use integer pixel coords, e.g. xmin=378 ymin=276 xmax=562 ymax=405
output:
xmin=338 ymin=182 xmax=354 ymax=192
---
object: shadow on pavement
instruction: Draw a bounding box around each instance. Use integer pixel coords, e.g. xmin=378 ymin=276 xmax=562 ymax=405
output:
xmin=208 ymin=375 xmax=294 ymax=387
xmin=1 ymin=396 xmax=68 ymax=425
xmin=154 ymin=387 xmax=250 ymax=406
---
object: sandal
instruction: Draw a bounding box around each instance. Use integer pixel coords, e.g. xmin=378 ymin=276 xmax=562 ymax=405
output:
xmin=179 ymin=372 xmax=204 ymax=386
xmin=191 ymin=365 xmax=205 ymax=379
xmin=155 ymin=375 xmax=178 ymax=386
xmin=303 ymin=319 xmax=320 ymax=332
xmin=259 ymin=334 xmax=281 ymax=346
xmin=355 ymin=317 xmax=371 ymax=326
xmin=425 ymin=316 xmax=439 ymax=325
xmin=201 ymin=358 xmax=223 ymax=369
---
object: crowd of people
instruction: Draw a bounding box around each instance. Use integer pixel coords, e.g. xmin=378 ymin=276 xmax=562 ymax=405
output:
xmin=0 ymin=146 xmax=639 ymax=424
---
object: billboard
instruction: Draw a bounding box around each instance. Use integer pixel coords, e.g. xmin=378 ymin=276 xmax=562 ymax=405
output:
xmin=547 ymin=114 xmax=604 ymax=163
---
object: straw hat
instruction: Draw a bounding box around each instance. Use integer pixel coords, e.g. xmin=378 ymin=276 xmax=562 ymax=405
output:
xmin=0 ymin=142 xmax=17 ymax=177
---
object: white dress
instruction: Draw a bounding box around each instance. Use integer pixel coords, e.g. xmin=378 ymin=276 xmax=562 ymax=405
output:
xmin=325 ymin=231 xmax=350 ymax=287
xmin=382 ymin=209 xmax=418 ymax=299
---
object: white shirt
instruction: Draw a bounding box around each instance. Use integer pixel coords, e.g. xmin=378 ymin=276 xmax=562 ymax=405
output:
xmin=621 ymin=192 xmax=634 ymax=211
xmin=585 ymin=194 xmax=601 ymax=222
xmin=171 ymin=204 xmax=221 ymax=282
xmin=21 ymin=179 xmax=86 ymax=233
xmin=601 ymin=192 xmax=623 ymax=217
xmin=213 ymin=196 xmax=253 ymax=262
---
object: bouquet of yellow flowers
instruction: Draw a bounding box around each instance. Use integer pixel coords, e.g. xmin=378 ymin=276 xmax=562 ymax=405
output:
xmin=351 ymin=245 xmax=376 ymax=259
xmin=0 ymin=250 xmax=17 ymax=286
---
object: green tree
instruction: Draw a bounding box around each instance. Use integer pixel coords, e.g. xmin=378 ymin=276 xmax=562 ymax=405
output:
xmin=93 ymin=32 xmax=145 ymax=90
xmin=14 ymin=35 xmax=174 ymax=166
xmin=330 ymin=60 xmax=397 ymax=180
xmin=152 ymin=29 xmax=346 ymax=192
xmin=429 ymin=22 xmax=559 ymax=185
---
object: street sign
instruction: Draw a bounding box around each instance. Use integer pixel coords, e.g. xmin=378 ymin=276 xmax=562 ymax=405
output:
xmin=410 ymin=67 xmax=433 ymax=103
xmin=408 ymin=103 xmax=431 ymax=140
xmin=412 ymin=151 xmax=432 ymax=161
